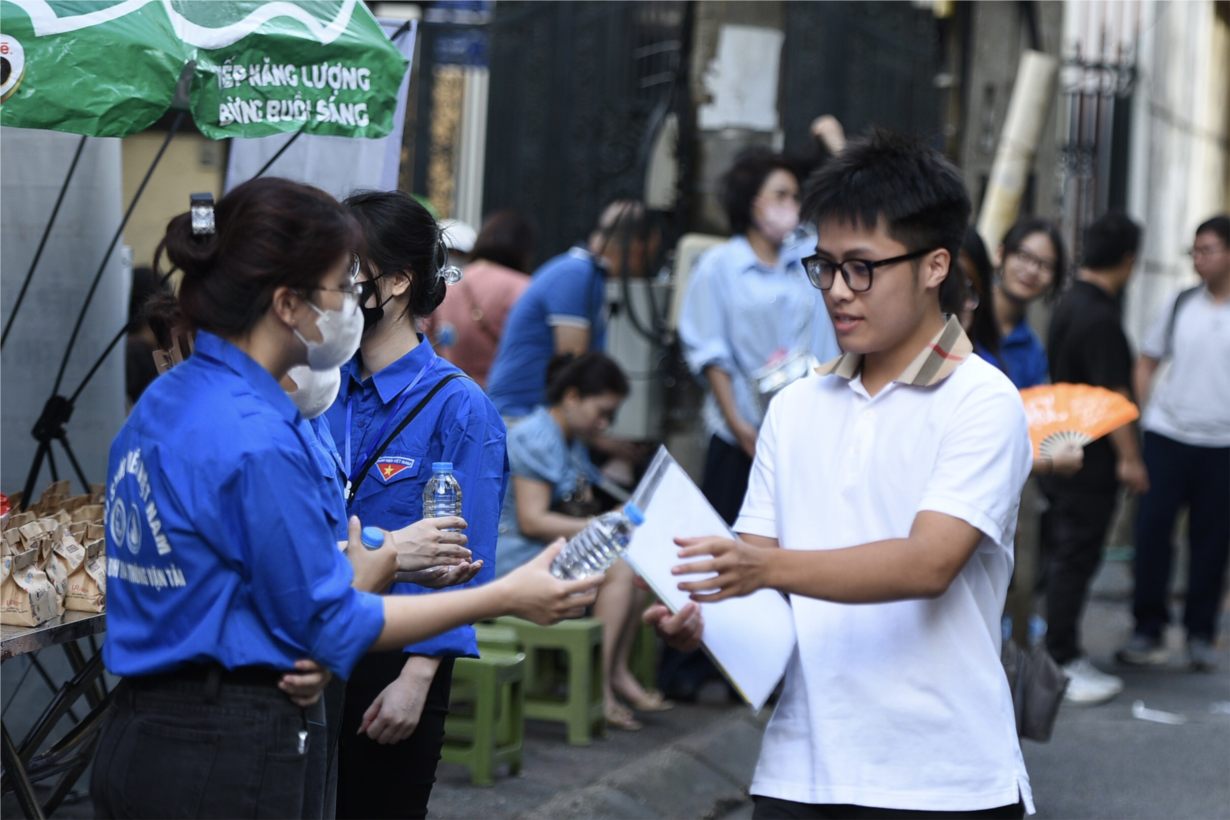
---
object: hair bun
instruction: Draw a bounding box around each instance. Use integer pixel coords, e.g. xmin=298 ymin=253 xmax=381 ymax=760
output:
xmin=156 ymin=211 xmax=218 ymax=283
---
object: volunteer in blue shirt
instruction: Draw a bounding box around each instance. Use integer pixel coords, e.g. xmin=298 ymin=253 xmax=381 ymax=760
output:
xmin=91 ymin=179 xmax=602 ymax=820
xmin=990 ymin=218 xmax=1068 ymax=389
xmin=330 ymin=190 xmax=508 ymax=820
xmin=486 ymin=199 xmax=656 ymax=421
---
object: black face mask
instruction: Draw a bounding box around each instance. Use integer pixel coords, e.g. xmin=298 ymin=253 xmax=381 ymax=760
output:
xmin=358 ymin=276 xmax=393 ymax=332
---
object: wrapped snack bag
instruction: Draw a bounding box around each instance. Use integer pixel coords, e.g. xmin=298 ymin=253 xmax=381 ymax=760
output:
xmin=61 ymin=495 xmax=92 ymax=514
xmin=72 ymin=505 xmax=105 ymax=525
xmin=89 ymin=483 xmax=106 ymax=504
xmin=68 ymin=522 xmax=88 ymax=543
xmin=42 ymin=525 xmax=86 ymax=616
xmin=4 ymin=508 xmax=33 ymax=536
xmin=65 ymin=539 xmax=106 ymax=613
xmin=1 ymin=548 xmax=59 ymax=626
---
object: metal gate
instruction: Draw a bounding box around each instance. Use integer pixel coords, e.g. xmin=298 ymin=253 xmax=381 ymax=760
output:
xmin=481 ymin=0 xmax=692 ymax=264
xmin=780 ymin=1 xmax=944 ymax=158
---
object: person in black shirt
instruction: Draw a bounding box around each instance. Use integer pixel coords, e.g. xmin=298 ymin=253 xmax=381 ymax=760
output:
xmin=1042 ymin=211 xmax=1149 ymax=706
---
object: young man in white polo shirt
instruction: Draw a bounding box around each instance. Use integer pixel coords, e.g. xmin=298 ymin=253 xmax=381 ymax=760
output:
xmin=1118 ymin=214 xmax=1230 ymax=672
xmin=650 ymin=131 xmax=1034 ymax=818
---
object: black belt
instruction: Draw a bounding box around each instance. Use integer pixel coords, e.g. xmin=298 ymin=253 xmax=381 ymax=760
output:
xmin=129 ymin=663 xmax=284 ymax=690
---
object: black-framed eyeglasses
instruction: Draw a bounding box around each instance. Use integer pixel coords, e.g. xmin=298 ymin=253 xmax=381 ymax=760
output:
xmin=801 ymin=248 xmax=937 ymax=292
xmin=310 ymin=253 xmax=362 ymax=297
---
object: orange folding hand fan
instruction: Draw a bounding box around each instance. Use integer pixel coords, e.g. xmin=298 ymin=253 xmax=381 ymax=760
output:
xmin=1019 ymin=383 xmax=1140 ymax=459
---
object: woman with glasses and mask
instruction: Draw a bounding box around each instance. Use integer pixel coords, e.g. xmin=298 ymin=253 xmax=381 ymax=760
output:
xmin=91 ymin=179 xmax=602 ymax=820
xmin=990 ymin=218 xmax=1068 ymax=389
xmin=327 ymin=190 xmax=508 ymax=820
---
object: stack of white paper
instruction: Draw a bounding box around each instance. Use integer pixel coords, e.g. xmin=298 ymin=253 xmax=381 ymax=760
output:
xmin=624 ymin=448 xmax=796 ymax=711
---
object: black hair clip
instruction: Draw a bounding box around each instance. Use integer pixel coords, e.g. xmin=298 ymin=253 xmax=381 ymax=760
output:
xmin=190 ymin=192 xmax=216 ymax=237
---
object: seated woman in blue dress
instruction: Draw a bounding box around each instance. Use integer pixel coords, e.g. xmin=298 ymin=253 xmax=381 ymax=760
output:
xmin=496 ymin=352 xmax=671 ymax=730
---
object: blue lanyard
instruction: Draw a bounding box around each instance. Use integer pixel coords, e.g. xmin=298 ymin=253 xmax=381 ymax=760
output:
xmin=344 ymin=356 xmax=438 ymax=488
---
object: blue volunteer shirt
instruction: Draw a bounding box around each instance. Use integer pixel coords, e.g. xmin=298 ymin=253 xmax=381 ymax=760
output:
xmin=303 ymin=415 xmax=349 ymax=541
xmin=485 ymin=247 xmax=608 ymax=418
xmin=999 ymin=319 xmax=1049 ymax=389
xmin=102 ymin=332 xmax=385 ymax=679
xmin=326 ymin=337 xmax=508 ymax=658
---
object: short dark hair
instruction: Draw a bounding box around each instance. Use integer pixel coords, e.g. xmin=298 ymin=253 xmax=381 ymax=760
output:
xmin=154 ymin=177 xmax=361 ymax=337
xmin=720 ymin=147 xmax=798 ymax=236
xmin=1081 ymin=210 xmax=1142 ymax=270
xmin=801 ymin=129 xmax=971 ymax=309
xmin=345 ymin=190 xmax=448 ymax=320
xmin=545 ymin=352 xmax=629 ymax=405
xmin=1001 ymin=217 xmax=1068 ymax=298
xmin=472 ymin=210 xmax=539 ymax=273
xmin=1195 ymin=214 xmax=1229 ymax=247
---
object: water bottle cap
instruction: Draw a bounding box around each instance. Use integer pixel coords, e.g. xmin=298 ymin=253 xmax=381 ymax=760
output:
xmin=623 ymin=503 xmax=645 ymax=526
xmin=432 ymin=462 xmax=453 ymax=472
xmin=360 ymin=526 xmax=385 ymax=549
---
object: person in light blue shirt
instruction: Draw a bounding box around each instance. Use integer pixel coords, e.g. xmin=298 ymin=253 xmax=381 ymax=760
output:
xmin=486 ymin=200 xmax=657 ymax=420
xmin=330 ymin=190 xmax=509 ymax=820
xmin=496 ymin=352 xmax=670 ymax=730
xmin=91 ymin=179 xmax=602 ymax=820
xmin=679 ymin=148 xmax=840 ymax=525
xmin=989 ymin=218 xmax=1068 ymax=389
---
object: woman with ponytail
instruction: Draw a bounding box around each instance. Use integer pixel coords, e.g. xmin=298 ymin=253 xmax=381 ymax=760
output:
xmin=91 ymin=179 xmax=601 ymax=819
xmin=328 ymin=190 xmax=509 ymax=820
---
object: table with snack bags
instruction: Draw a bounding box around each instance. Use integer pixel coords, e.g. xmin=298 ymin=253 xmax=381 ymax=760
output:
xmin=1 ymin=482 xmax=110 ymax=820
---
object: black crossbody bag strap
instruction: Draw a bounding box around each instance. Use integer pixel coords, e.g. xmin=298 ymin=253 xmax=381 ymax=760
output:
xmin=347 ymin=373 xmax=466 ymax=504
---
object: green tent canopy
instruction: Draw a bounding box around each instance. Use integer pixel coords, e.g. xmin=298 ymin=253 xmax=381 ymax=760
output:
xmin=0 ymin=0 xmax=410 ymax=139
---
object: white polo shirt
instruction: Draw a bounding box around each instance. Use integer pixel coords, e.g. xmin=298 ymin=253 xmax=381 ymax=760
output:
xmin=1139 ymin=285 xmax=1230 ymax=447
xmin=736 ymin=317 xmax=1035 ymax=813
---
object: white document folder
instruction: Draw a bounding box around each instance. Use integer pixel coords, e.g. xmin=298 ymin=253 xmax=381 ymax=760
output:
xmin=625 ymin=447 xmax=796 ymax=711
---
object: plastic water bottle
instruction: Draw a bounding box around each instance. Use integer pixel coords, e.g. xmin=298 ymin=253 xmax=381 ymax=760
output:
xmin=550 ymin=503 xmax=645 ymax=580
xmin=361 ymin=527 xmax=385 ymax=550
xmin=423 ymin=462 xmax=462 ymax=528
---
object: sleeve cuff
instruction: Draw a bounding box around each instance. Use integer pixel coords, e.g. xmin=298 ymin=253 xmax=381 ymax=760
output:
xmin=546 ymin=314 xmax=592 ymax=330
xmin=312 ymin=590 xmax=385 ymax=680
xmin=918 ymin=495 xmax=1010 ymax=551
xmin=734 ymin=513 xmax=777 ymax=539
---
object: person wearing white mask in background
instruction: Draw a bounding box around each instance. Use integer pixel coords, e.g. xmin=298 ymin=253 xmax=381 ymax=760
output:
xmin=680 ymin=147 xmax=841 ymax=528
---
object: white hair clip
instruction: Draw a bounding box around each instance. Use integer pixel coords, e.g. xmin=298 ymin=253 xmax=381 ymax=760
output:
xmin=190 ymin=192 xmax=215 ymax=236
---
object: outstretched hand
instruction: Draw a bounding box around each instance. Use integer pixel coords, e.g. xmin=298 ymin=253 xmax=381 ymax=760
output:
xmin=397 ymin=559 xmax=484 ymax=588
xmin=643 ymin=601 xmax=704 ymax=653
xmin=672 ymin=535 xmax=769 ymax=603
xmin=499 ymin=540 xmax=603 ymax=624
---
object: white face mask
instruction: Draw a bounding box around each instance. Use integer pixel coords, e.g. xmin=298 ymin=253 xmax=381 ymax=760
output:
xmin=286 ymin=365 xmax=341 ymax=420
xmin=293 ymin=292 xmax=363 ymax=372
xmin=754 ymin=201 xmax=801 ymax=247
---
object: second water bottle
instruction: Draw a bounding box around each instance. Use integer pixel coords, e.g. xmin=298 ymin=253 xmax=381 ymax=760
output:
xmin=550 ymin=503 xmax=645 ymax=580
xmin=423 ymin=462 xmax=462 ymax=529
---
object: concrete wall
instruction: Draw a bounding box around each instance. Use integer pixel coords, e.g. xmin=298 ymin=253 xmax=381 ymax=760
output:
xmin=121 ymin=131 xmax=226 ymax=270
xmin=1114 ymin=0 xmax=1230 ymax=345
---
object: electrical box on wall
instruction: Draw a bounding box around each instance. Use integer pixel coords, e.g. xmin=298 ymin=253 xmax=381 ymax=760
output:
xmin=603 ymin=279 xmax=671 ymax=442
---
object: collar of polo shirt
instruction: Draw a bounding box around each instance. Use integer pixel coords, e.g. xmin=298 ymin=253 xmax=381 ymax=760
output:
xmin=815 ymin=314 xmax=973 ymax=387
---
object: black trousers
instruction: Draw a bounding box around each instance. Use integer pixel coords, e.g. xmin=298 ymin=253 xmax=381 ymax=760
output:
xmin=92 ymin=670 xmax=309 ymax=819
xmin=752 ymin=795 xmax=1025 ymax=819
xmin=336 ymin=653 xmax=454 ymax=819
xmin=1042 ymin=490 xmax=1119 ymax=665
xmin=1132 ymin=432 xmax=1230 ymax=641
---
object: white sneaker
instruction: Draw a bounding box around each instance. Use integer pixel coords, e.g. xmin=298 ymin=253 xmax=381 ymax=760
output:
xmin=1062 ymin=657 xmax=1124 ymax=705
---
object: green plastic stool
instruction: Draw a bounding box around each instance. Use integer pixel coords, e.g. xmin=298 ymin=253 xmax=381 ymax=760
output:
xmin=496 ymin=616 xmax=606 ymax=745
xmin=442 ymin=651 xmax=526 ymax=786
xmin=474 ymin=622 xmax=520 ymax=653
xmin=629 ymin=616 xmax=659 ymax=691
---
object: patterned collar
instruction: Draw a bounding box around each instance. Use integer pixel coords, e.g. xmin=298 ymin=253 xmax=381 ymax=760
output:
xmin=815 ymin=315 xmax=973 ymax=387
